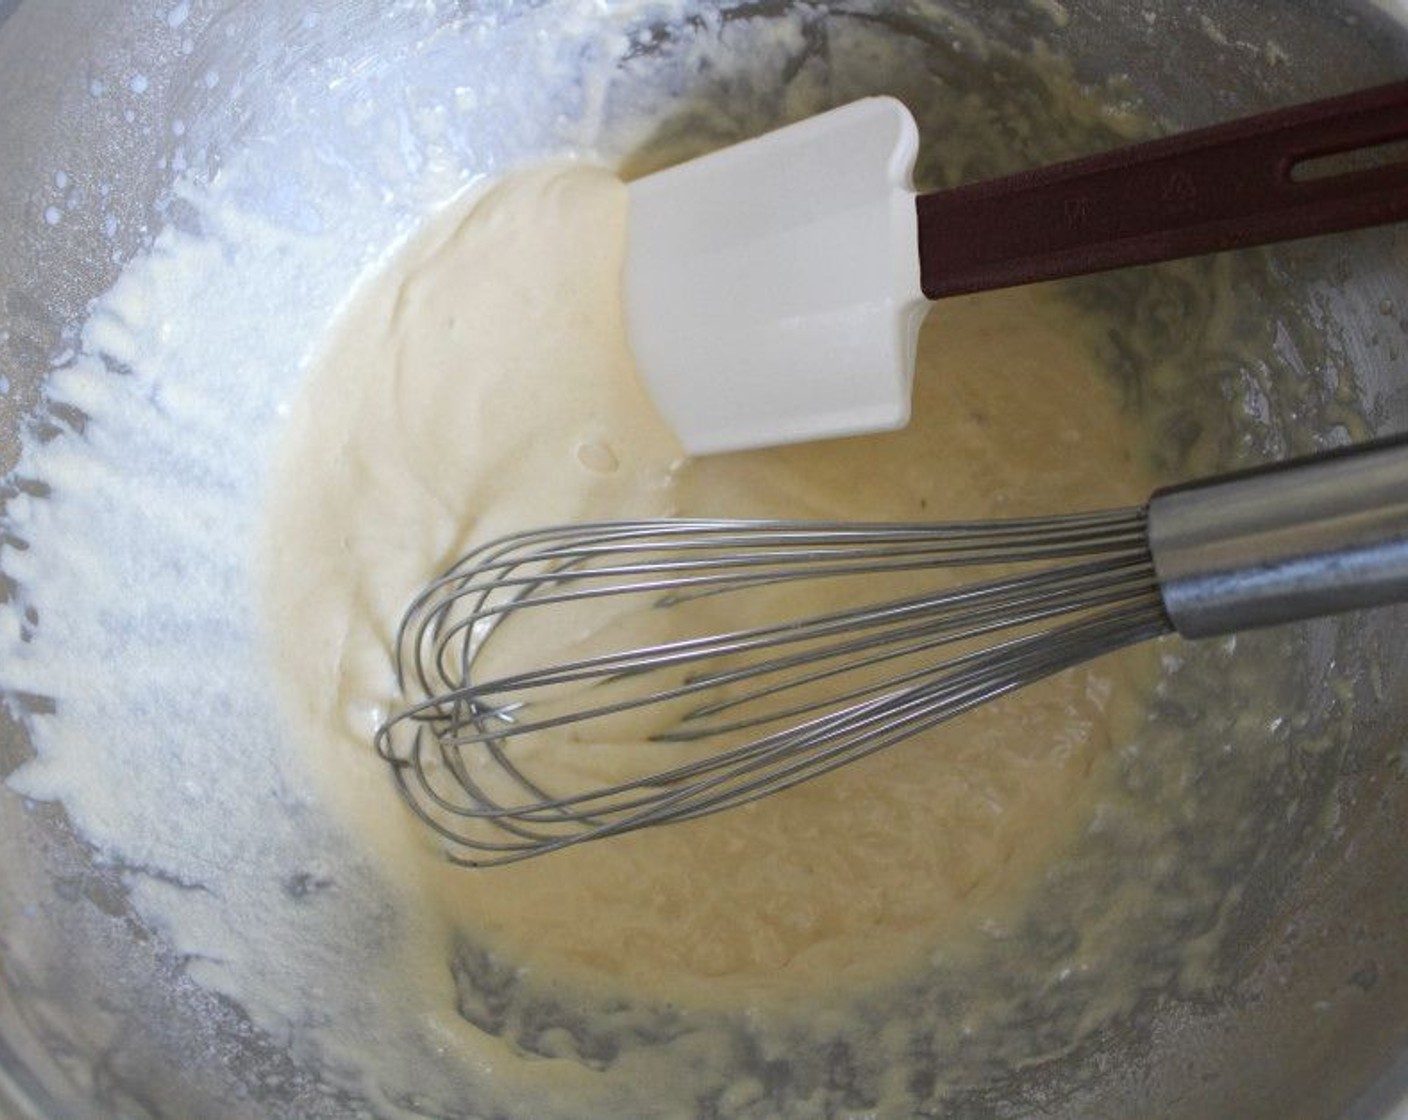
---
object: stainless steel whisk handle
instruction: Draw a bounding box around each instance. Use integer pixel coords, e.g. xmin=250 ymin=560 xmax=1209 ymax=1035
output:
xmin=1149 ymin=433 xmax=1408 ymax=639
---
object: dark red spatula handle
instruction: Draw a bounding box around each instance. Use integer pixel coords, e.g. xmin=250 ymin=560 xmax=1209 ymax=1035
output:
xmin=916 ymin=80 xmax=1408 ymax=300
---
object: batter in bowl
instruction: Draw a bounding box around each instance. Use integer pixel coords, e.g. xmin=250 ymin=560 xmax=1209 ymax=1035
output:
xmin=259 ymin=160 xmax=1159 ymax=1012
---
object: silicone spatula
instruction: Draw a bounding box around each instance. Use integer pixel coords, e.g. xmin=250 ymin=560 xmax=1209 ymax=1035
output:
xmin=624 ymin=80 xmax=1408 ymax=455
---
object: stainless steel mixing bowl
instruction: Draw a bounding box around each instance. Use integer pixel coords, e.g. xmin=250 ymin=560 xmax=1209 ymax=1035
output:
xmin=1 ymin=2 xmax=1406 ymax=1117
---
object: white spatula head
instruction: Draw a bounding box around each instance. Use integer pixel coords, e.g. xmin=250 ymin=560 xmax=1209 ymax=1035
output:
xmin=624 ymin=97 xmax=928 ymax=456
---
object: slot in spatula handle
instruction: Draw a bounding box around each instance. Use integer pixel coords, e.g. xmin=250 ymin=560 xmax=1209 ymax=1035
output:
xmin=916 ymin=80 xmax=1408 ymax=300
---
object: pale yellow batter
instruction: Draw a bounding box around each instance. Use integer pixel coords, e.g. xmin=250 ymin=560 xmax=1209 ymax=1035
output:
xmin=259 ymin=163 xmax=1156 ymax=1013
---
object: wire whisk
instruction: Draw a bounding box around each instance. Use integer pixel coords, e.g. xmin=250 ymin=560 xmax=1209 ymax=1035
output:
xmin=374 ymin=436 xmax=1408 ymax=866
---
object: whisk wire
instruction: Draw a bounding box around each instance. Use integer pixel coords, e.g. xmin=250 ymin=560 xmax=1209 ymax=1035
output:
xmin=374 ymin=508 xmax=1173 ymax=865
xmin=428 ymin=552 xmax=1157 ymax=749
xmin=390 ymin=595 xmax=1169 ymax=863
